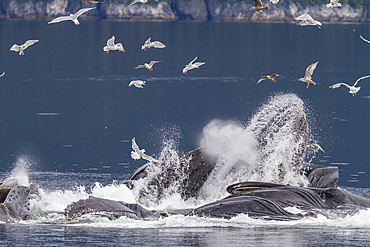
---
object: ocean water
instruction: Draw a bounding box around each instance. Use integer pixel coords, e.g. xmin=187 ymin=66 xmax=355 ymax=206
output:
xmin=0 ymin=19 xmax=369 ymax=246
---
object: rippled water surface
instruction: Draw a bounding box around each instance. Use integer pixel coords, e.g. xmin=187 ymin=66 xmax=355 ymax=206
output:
xmin=0 ymin=19 xmax=369 ymax=246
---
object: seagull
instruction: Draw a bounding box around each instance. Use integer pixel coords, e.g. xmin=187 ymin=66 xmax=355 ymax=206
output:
xmin=360 ymin=35 xmax=370 ymax=44
xmin=129 ymin=80 xmax=146 ymax=88
xmin=307 ymin=143 xmax=325 ymax=153
xmin=295 ymin=14 xmax=322 ymax=29
xmin=298 ymin=61 xmax=319 ymax=88
xmin=131 ymin=137 xmax=159 ymax=163
xmin=103 ymin=36 xmax=125 ymax=54
xmin=257 ymin=73 xmax=283 ymax=84
xmin=10 ymin=40 xmax=39 ymax=55
xmin=250 ymin=0 xmax=269 ymax=13
xmin=270 ymin=0 xmax=279 ymax=4
xmin=82 ymin=0 xmax=103 ymax=4
xmin=128 ymin=0 xmax=159 ymax=8
xmin=183 ymin=57 xmax=206 ymax=74
xmin=0 ymin=72 xmax=5 ymax=78
xmin=134 ymin=61 xmax=161 ymax=71
xmin=141 ymin=37 xmax=166 ymax=51
xmin=48 ymin=7 xmax=96 ymax=25
xmin=326 ymin=0 xmax=341 ymax=11
xmin=329 ymin=75 xmax=370 ymax=96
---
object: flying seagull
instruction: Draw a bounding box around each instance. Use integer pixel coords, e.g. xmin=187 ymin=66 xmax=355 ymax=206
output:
xmin=298 ymin=61 xmax=319 ymax=88
xmin=360 ymin=35 xmax=370 ymax=44
xmin=128 ymin=0 xmax=159 ymax=8
xmin=48 ymin=7 xmax=96 ymax=25
xmin=103 ymin=36 xmax=125 ymax=54
xmin=141 ymin=37 xmax=166 ymax=51
xmin=326 ymin=0 xmax=341 ymax=11
xmin=250 ymin=0 xmax=269 ymax=13
xmin=257 ymin=73 xmax=283 ymax=84
xmin=329 ymin=75 xmax=370 ymax=96
xmin=131 ymin=137 xmax=159 ymax=163
xmin=295 ymin=14 xmax=322 ymax=29
xmin=128 ymin=80 xmax=146 ymax=88
xmin=0 ymin=72 xmax=5 ymax=78
xmin=183 ymin=57 xmax=206 ymax=74
xmin=82 ymin=0 xmax=103 ymax=4
xmin=134 ymin=61 xmax=161 ymax=71
xmin=307 ymin=143 xmax=325 ymax=153
xmin=10 ymin=40 xmax=39 ymax=55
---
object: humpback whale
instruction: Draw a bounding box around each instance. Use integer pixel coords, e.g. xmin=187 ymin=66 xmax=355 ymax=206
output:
xmin=0 ymin=184 xmax=38 ymax=222
xmin=189 ymin=182 xmax=370 ymax=220
xmin=123 ymin=94 xmax=311 ymax=202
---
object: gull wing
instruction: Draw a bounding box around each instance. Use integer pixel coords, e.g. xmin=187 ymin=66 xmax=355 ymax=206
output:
xmin=360 ymin=35 xmax=370 ymax=44
xmin=295 ymin=14 xmax=312 ymax=21
xmin=131 ymin=138 xmax=141 ymax=154
xmin=193 ymin=62 xmax=206 ymax=67
xmin=134 ymin=64 xmax=145 ymax=69
xmin=73 ymin=7 xmax=96 ymax=18
xmin=107 ymin=36 xmax=115 ymax=46
xmin=188 ymin=57 xmax=198 ymax=66
xmin=271 ymin=73 xmax=283 ymax=78
xmin=257 ymin=76 xmax=268 ymax=84
xmin=144 ymin=37 xmax=152 ymax=45
xmin=48 ymin=16 xmax=72 ymax=24
xmin=254 ymin=0 xmax=263 ymax=7
xmin=0 ymin=72 xmax=5 ymax=77
xmin=152 ymin=41 xmax=166 ymax=48
xmin=307 ymin=143 xmax=325 ymax=153
xmin=329 ymin=82 xmax=349 ymax=89
xmin=141 ymin=153 xmax=159 ymax=163
xmin=24 ymin=40 xmax=39 ymax=48
xmin=353 ymin=75 xmax=370 ymax=87
xmin=10 ymin=44 xmax=20 ymax=52
xmin=128 ymin=0 xmax=140 ymax=7
xmin=148 ymin=61 xmax=161 ymax=66
xmin=304 ymin=61 xmax=318 ymax=79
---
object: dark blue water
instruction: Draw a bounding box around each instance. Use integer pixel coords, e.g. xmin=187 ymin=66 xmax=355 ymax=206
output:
xmin=0 ymin=20 xmax=369 ymax=246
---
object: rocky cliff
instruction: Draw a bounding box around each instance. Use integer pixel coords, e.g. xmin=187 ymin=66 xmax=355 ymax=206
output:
xmin=0 ymin=0 xmax=369 ymax=22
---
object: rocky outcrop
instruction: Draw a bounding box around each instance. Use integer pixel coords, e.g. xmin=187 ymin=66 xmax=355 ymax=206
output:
xmin=0 ymin=0 xmax=369 ymax=22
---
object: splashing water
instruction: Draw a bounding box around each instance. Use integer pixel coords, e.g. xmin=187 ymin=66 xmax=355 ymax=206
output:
xmin=2 ymin=156 xmax=34 ymax=187
xmin=199 ymin=93 xmax=310 ymax=202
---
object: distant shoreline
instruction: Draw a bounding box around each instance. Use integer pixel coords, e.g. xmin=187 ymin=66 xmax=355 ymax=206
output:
xmin=1 ymin=0 xmax=370 ymax=22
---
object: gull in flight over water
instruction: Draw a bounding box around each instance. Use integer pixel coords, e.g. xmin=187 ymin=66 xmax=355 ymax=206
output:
xmin=131 ymin=137 xmax=159 ymax=163
xmin=257 ymin=73 xmax=283 ymax=84
xmin=298 ymin=61 xmax=319 ymax=88
xmin=250 ymin=0 xmax=269 ymax=13
xmin=82 ymin=0 xmax=103 ymax=4
xmin=307 ymin=143 xmax=325 ymax=153
xmin=295 ymin=14 xmax=322 ymax=29
xmin=326 ymin=0 xmax=341 ymax=11
xmin=103 ymin=36 xmax=125 ymax=54
xmin=129 ymin=80 xmax=146 ymax=88
xmin=183 ymin=57 xmax=206 ymax=74
xmin=329 ymin=75 xmax=370 ymax=96
xmin=360 ymin=35 xmax=370 ymax=44
xmin=134 ymin=61 xmax=161 ymax=71
xmin=48 ymin=7 xmax=96 ymax=25
xmin=141 ymin=37 xmax=166 ymax=51
xmin=128 ymin=0 xmax=159 ymax=8
xmin=10 ymin=40 xmax=39 ymax=55
xmin=0 ymin=72 xmax=5 ymax=78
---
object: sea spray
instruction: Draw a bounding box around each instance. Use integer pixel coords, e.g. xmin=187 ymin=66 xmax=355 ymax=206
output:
xmin=199 ymin=119 xmax=258 ymax=202
xmin=2 ymin=155 xmax=34 ymax=187
xmin=198 ymin=94 xmax=310 ymax=202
